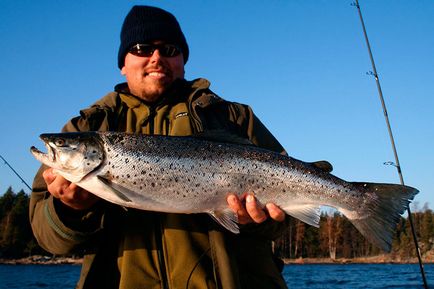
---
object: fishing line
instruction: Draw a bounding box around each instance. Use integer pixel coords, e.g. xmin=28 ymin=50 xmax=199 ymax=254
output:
xmin=0 ymin=154 xmax=32 ymax=191
xmin=351 ymin=1 xmax=428 ymax=288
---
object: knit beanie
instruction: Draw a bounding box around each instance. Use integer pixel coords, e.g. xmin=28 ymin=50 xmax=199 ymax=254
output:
xmin=118 ymin=5 xmax=189 ymax=69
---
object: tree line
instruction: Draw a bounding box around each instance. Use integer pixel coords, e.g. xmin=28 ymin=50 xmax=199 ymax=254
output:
xmin=274 ymin=205 xmax=434 ymax=260
xmin=0 ymin=187 xmax=45 ymax=258
xmin=0 ymin=187 xmax=433 ymax=259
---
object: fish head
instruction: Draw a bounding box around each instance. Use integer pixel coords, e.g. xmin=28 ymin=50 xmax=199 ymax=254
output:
xmin=31 ymin=132 xmax=104 ymax=183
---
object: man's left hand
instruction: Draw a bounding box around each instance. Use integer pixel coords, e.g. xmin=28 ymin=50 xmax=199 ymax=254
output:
xmin=227 ymin=193 xmax=286 ymax=224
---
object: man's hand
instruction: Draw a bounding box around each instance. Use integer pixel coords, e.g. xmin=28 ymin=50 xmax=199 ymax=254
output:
xmin=227 ymin=193 xmax=285 ymax=224
xmin=43 ymin=168 xmax=100 ymax=210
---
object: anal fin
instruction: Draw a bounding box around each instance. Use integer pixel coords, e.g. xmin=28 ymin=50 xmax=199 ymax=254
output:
xmin=283 ymin=204 xmax=321 ymax=227
xmin=209 ymin=208 xmax=239 ymax=234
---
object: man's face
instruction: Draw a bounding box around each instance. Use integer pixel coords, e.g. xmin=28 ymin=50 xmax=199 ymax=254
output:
xmin=121 ymin=41 xmax=185 ymax=102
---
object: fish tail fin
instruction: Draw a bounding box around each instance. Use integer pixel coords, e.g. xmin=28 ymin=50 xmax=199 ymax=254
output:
xmin=344 ymin=183 xmax=418 ymax=252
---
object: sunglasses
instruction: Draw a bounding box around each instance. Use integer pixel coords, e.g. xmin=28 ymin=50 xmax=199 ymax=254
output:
xmin=128 ymin=43 xmax=181 ymax=58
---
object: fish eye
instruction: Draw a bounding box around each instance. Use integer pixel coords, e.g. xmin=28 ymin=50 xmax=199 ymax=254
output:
xmin=54 ymin=138 xmax=66 ymax=147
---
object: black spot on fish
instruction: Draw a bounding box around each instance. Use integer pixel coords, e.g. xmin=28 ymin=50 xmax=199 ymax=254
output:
xmin=151 ymin=183 xmax=155 ymax=187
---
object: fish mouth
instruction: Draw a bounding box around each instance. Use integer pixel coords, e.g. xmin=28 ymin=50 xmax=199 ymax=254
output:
xmin=30 ymin=142 xmax=55 ymax=165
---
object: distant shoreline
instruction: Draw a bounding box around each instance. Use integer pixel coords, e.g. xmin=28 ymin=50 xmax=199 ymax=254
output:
xmin=284 ymin=255 xmax=434 ymax=265
xmin=1 ymin=254 xmax=433 ymax=265
xmin=0 ymin=256 xmax=82 ymax=265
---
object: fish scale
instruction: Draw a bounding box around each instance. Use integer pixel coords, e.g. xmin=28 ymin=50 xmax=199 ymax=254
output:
xmin=31 ymin=131 xmax=418 ymax=252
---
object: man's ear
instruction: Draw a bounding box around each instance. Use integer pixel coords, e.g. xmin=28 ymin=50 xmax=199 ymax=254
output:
xmin=120 ymin=66 xmax=126 ymax=76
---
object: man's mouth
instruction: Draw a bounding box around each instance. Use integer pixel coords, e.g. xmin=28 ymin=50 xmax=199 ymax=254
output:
xmin=147 ymin=71 xmax=167 ymax=78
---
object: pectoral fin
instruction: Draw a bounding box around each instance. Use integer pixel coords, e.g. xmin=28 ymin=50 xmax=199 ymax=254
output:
xmin=96 ymin=175 xmax=132 ymax=203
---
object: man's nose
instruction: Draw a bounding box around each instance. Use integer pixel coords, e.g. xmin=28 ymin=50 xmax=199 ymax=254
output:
xmin=150 ymin=49 xmax=162 ymax=62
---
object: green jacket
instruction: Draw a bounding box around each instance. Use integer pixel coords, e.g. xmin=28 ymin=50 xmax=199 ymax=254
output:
xmin=30 ymin=78 xmax=289 ymax=289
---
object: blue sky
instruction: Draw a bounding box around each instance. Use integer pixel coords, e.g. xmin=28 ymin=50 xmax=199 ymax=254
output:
xmin=0 ymin=0 xmax=433 ymax=210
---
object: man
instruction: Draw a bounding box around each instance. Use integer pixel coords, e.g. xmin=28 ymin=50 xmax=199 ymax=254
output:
xmin=30 ymin=6 xmax=289 ymax=289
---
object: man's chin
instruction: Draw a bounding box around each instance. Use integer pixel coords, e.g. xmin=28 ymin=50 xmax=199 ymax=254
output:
xmin=136 ymin=86 xmax=168 ymax=102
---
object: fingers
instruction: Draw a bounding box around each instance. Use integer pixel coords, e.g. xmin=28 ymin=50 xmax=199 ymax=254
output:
xmin=43 ymin=169 xmax=71 ymax=199
xmin=265 ymin=203 xmax=286 ymax=222
xmin=227 ymin=193 xmax=285 ymax=225
xmin=227 ymin=194 xmax=252 ymax=224
xmin=245 ymin=195 xmax=267 ymax=223
xmin=42 ymin=168 xmax=100 ymax=210
xmin=42 ymin=168 xmax=57 ymax=186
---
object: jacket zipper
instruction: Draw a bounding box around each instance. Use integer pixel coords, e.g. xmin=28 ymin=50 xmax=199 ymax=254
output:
xmin=155 ymin=216 xmax=169 ymax=289
xmin=149 ymin=105 xmax=155 ymax=135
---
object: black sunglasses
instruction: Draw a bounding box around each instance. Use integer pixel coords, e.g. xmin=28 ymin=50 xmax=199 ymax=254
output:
xmin=128 ymin=43 xmax=181 ymax=58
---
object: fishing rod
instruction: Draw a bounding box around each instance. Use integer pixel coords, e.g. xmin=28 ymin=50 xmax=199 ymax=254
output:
xmin=0 ymin=154 xmax=32 ymax=191
xmin=351 ymin=1 xmax=428 ymax=288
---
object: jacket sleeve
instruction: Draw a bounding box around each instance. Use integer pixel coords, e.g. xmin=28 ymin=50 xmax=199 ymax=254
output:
xmin=29 ymin=105 xmax=114 ymax=255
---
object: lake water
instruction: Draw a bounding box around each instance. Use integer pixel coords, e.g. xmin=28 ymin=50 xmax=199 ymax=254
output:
xmin=0 ymin=263 xmax=433 ymax=288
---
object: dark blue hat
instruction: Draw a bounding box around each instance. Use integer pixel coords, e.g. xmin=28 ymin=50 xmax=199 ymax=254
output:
xmin=118 ymin=6 xmax=189 ymax=69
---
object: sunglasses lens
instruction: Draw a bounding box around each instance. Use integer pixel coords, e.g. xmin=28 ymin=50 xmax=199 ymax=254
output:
xmin=129 ymin=44 xmax=154 ymax=57
xmin=161 ymin=45 xmax=181 ymax=57
xmin=129 ymin=44 xmax=181 ymax=57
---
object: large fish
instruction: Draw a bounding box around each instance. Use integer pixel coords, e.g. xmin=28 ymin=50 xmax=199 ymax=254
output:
xmin=31 ymin=131 xmax=418 ymax=251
